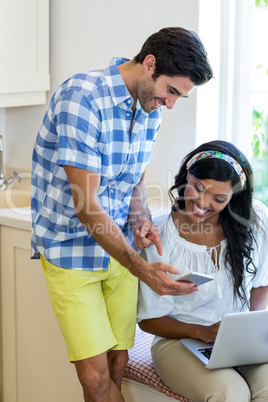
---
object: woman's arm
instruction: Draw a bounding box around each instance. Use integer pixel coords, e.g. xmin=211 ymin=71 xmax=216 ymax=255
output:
xmin=250 ymin=286 xmax=268 ymax=311
xmin=138 ymin=316 xmax=220 ymax=343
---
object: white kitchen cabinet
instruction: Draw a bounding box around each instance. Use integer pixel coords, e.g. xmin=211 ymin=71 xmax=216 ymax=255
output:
xmin=0 ymin=226 xmax=83 ymax=402
xmin=0 ymin=0 xmax=50 ymax=107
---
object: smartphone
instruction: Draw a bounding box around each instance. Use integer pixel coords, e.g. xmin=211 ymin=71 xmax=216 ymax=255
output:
xmin=177 ymin=272 xmax=214 ymax=286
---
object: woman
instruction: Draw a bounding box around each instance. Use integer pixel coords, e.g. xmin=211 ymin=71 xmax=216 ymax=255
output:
xmin=137 ymin=140 xmax=268 ymax=402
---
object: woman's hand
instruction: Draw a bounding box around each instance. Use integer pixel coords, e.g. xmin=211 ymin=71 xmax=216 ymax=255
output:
xmin=196 ymin=321 xmax=221 ymax=342
xmin=139 ymin=316 xmax=219 ymax=341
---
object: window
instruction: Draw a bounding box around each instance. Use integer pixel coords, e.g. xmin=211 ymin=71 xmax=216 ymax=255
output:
xmin=197 ymin=0 xmax=268 ymax=206
xmin=250 ymin=0 xmax=268 ymax=205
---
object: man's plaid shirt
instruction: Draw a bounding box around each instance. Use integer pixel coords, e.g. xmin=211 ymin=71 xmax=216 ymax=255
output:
xmin=31 ymin=57 xmax=162 ymax=270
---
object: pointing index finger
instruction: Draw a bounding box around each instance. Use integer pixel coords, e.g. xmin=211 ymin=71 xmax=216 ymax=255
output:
xmin=147 ymin=226 xmax=163 ymax=255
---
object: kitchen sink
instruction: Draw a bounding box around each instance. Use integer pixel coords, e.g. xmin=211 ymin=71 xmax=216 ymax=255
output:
xmin=0 ymin=189 xmax=31 ymax=209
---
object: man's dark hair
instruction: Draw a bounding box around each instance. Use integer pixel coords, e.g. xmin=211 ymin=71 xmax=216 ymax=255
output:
xmin=134 ymin=27 xmax=213 ymax=85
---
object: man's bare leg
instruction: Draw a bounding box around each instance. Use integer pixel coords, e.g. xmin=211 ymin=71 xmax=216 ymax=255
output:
xmin=74 ymin=352 xmax=124 ymax=402
xmin=107 ymin=349 xmax=129 ymax=389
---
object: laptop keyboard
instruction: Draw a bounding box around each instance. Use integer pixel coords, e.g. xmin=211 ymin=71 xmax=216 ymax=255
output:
xmin=198 ymin=347 xmax=213 ymax=359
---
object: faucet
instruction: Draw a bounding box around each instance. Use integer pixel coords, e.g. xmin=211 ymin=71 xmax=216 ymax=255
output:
xmin=0 ymin=135 xmax=22 ymax=191
xmin=0 ymin=135 xmax=4 ymax=183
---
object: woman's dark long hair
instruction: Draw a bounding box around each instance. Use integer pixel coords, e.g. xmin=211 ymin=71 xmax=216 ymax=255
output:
xmin=169 ymin=140 xmax=260 ymax=308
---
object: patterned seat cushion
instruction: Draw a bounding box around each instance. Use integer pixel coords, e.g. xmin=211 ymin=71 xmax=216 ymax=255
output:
xmin=124 ymin=330 xmax=190 ymax=401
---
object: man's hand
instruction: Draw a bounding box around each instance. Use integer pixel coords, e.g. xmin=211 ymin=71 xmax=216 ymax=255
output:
xmin=63 ymin=166 xmax=197 ymax=296
xmin=134 ymin=219 xmax=162 ymax=255
xmin=140 ymin=260 xmax=199 ymax=296
xmin=133 ymin=220 xmax=198 ymax=296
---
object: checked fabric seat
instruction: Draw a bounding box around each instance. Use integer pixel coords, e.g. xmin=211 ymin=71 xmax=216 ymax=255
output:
xmin=124 ymin=330 xmax=191 ymax=401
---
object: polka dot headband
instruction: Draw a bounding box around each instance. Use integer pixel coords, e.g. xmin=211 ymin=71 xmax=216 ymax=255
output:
xmin=186 ymin=151 xmax=247 ymax=188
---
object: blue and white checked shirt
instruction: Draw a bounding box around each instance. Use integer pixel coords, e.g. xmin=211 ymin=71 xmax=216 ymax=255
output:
xmin=31 ymin=57 xmax=162 ymax=270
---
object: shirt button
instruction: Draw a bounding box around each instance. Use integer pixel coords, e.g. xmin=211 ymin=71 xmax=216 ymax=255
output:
xmin=127 ymin=100 xmax=132 ymax=104
xmin=126 ymin=112 xmax=131 ymax=117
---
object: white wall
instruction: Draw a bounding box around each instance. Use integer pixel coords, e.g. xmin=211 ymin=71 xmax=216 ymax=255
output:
xmin=4 ymin=0 xmax=214 ymax=205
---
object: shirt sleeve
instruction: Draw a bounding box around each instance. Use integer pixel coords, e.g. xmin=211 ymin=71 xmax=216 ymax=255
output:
xmin=55 ymin=90 xmax=102 ymax=172
xmin=251 ymin=200 xmax=268 ymax=287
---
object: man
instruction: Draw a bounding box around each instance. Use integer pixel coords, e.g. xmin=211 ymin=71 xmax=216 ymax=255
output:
xmin=31 ymin=27 xmax=213 ymax=401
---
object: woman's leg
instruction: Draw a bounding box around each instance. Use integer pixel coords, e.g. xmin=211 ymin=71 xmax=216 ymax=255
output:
xmin=152 ymin=339 xmax=250 ymax=402
xmin=236 ymin=363 xmax=268 ymax=401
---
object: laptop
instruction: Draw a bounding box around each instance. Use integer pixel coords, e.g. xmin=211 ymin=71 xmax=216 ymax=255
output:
xmin=180 ymin=310 xmax=268 ymax=369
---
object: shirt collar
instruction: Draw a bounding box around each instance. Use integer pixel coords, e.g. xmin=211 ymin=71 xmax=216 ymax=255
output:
xmin=104 ymin=57 xmax=134 ymax=106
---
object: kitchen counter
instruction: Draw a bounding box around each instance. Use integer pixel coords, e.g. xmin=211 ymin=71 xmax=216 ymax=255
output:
xmin=0 ymin=204 xmax=84 ymax=402
xmin=0 ymin=198 xmax=171 ymax=402
xmin=0 ymin=207 xmax=31 ymax=231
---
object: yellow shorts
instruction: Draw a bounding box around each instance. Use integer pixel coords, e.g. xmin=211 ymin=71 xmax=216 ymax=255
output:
xmin=40 ymin=255 xmax=138 ymax=362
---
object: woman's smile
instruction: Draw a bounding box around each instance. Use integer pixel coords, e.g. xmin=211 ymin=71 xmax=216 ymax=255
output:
xmin=184 ymin=175 xmax=233 ymax=224
xmin=191 ymin=201 xmax=211 ymax=217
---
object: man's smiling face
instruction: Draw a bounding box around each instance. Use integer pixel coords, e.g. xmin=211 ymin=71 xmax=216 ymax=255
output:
xmin=137 ymin=68 xmax=195 ymax=113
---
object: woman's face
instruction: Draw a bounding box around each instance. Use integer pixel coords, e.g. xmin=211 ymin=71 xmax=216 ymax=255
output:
xmin=183 ymin=174 xmax=233 ymax=224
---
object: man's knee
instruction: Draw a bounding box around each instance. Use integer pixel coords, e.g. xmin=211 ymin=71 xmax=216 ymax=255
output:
xmin=80 ymin=368 xmax=109 ymax=392
xmin=108 ymin=350 xmax=128 ymax=372
xmin=74 ymin=355 xmax=111 ymax=394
